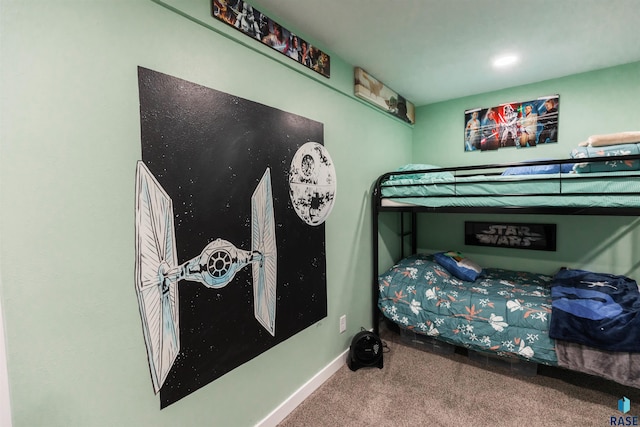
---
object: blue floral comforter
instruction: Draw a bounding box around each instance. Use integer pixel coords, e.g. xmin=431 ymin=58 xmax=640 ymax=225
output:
xmin=378 ymin=254 xmax=557 ymax=365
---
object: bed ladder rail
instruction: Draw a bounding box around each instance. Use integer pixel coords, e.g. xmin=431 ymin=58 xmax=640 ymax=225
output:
xmin=400 ymin=211 xmax=417 ymax=259
xmin=372 ymin=182 xmax=417 ymax=335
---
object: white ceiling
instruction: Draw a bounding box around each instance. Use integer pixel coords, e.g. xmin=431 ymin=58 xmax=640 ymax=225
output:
xmin=250 ymin=0 xmax=640 ymax=106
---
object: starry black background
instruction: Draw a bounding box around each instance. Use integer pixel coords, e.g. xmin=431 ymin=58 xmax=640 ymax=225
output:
xmin=137 ymin=67 xmax=327 ymax=408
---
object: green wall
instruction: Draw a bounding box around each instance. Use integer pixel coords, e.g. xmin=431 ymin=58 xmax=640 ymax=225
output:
xmin=410 ymin=62 xmax=640 ymax=277
xmin=0 ymin=1 xmax=412 ymax=426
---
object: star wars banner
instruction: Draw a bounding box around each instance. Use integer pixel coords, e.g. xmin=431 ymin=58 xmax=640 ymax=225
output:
xmin=465 ymin=221 xmax=556 ymax=251
xmin=212 ymin=0 xmax=330 ymax=78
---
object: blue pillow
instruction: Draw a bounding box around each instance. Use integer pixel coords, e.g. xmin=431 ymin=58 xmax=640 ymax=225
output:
xmin=433 ymin=251 xmax=482 ymax=282
xmin=502 ymin=159 xmax=574 ymax=176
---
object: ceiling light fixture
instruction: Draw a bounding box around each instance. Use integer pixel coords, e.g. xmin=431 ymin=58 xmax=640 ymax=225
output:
xmin=493 ymin=54 xmax=519 ymax=68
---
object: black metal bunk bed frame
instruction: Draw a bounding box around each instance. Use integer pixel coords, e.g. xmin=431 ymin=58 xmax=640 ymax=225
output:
xmin=371 ymin=155 xmax=640 ymax=336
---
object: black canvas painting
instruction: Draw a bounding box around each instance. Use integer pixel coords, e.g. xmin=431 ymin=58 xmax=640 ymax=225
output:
xmin=135 ymin=67 xmax=328 ymax=408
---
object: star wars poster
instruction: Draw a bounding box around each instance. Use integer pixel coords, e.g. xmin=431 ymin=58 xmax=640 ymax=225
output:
xmin=354 ymin=67 xmax=415 ymax=124
xmin=464 ymin=95 xmax=559 ymax=152
xmin=135 ymin=67 xmax=332 ymax=408
xmin=212 ymin=0 xmax=331 ymax=78
xmin=464 ymin=221 xmax=556 ymax=251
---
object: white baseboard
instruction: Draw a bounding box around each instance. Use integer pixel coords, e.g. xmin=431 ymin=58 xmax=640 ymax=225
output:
xmin=255 ymin=348 xmax=349 ymax=427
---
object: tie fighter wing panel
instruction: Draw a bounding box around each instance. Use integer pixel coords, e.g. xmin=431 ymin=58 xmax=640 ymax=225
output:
xmin=251 ymin=168 xmax=278 ymax=336
xmin=135 ymin=161 xmax=180 ymax=393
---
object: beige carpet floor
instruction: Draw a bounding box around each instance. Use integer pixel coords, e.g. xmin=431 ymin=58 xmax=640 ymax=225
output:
xmin=278 ymin=326 xmax=640 ymax=427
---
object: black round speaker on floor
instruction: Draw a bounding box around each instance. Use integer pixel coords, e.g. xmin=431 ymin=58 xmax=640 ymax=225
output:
xmin=347 ymin=330 xmax=383 ymax=371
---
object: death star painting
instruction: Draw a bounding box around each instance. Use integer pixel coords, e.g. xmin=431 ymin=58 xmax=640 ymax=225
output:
xmin=288 ymin=142 xmax=337 ymax=226
xmin=135 ymin=67 xmax=330 ymax=408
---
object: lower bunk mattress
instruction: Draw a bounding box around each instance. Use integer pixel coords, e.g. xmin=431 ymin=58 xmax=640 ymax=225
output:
xmin=379 ymin=253 xmax=640 ymax=389
xmin=378 ymin=254 xmax=557 ymax=365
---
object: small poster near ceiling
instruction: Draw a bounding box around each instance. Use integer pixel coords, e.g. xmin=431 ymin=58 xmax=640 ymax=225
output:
xmin=134 ymin=67 xmax=332 ymax=408
xmin=354 ymin=67 xmax=415 ymax=124
xmin=212 ymin=0 xmax=330 ymax=78
xmin=464 ymin=95 xmax=559 ymax=152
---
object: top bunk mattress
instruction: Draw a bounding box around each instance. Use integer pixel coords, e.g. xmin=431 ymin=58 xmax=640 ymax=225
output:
xmin=380 ymin=169 xmax=640 ymax=209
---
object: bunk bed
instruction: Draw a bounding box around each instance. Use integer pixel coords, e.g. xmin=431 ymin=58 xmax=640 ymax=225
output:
xmin=371 ymin=145 xmax=640 ymax=389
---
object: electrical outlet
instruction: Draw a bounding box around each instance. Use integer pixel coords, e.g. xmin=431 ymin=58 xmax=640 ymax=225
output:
xmin=339 ymin=315 xmax=347 ymax=333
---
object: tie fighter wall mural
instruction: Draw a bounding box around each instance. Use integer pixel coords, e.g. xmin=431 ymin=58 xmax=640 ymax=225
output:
xmin=134 ymin=67 xmax=336 ymax=408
